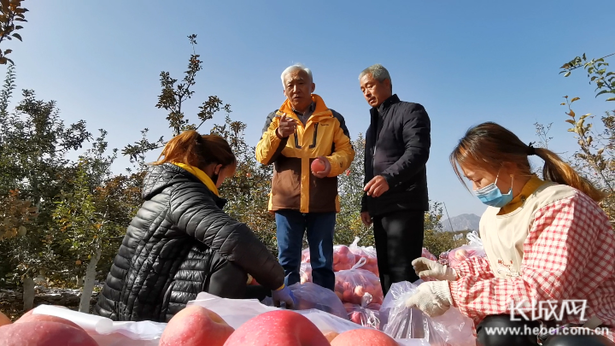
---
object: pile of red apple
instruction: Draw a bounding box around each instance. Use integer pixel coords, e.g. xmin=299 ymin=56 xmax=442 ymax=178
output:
xmin=1 ymin=306 xmax=402 ymax=346
xmin=347 ymin=245 xmax=379 ymax=277
xmin=301 ymin=244 xmax=357 ymax=272
xmin=160 ymin=305 xmax=399 ymax=346
xmin=334 ymin=268 xmax=383 ymax=306
xmin=301 ymin=241 xmax=380 ymax=282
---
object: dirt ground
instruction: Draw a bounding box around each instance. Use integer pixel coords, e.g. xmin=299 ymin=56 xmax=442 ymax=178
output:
xmin=0 ymin=287 xmax=98 ymax=321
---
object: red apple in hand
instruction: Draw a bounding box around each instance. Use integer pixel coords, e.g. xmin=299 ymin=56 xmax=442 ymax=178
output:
xmin=160 ymin=305 xmax=235 ymax=346
xmin=311 ymin=158 xmax=326 ymax=174
xmin=223 ymin=310 xmax=330 ymax=346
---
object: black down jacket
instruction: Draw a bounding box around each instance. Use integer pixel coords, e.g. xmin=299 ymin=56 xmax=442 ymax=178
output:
xmin=93 ymin=163 xmax=284 ymax=322
xmin=362 ymin=94 xmax=431 ymax=216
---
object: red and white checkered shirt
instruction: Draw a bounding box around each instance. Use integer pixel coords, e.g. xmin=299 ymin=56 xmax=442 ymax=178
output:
xmin=450 ymin=191 xmax=615 ymax=341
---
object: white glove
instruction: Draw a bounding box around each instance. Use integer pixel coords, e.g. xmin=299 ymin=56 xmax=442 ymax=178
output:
xmin=404 ymin=281 xmax=453 ymax=318
xmin=412 ymin=257 xmax=457 ymax=281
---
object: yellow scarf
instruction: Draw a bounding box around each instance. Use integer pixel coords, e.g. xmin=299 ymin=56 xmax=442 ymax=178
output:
xmin=172 ymin=162 xmax=219 ymax=196
xmin=499 ymin=175 xmax=546 ymax=215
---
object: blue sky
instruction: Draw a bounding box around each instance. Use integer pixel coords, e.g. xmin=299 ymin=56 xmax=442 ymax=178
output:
xmin=4 ymin=0 xmax=614 ymax=218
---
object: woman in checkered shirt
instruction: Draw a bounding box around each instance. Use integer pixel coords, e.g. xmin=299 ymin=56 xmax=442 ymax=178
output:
xmin=405 ymin=122 xmax=615 ymax=346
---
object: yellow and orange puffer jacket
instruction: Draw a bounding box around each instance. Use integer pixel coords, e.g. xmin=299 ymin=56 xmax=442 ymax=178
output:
xmin=256 ymin=94 xmax=354 ymax=213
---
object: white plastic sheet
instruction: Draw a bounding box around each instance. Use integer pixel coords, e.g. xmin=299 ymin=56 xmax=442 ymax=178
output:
xmin=30 ymin=305 xmax=165 ymax=346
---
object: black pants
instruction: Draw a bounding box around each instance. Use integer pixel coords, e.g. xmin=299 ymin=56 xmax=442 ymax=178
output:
xmin=373 ymin=210 xmax=424 ymax=295
xmin=476 ymin=315 xmax=614 ymax=346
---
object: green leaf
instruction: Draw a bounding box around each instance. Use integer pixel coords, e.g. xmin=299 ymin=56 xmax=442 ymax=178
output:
xmin=12 ymin=33 xmax=22 ymax=42
xmin=564 ymin=71 xmax=571 ymax=77
xmin=606 ymin=97 xmax=615 ymax=102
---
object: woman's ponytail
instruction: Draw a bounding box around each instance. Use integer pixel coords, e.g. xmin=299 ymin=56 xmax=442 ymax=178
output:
xmin=535 ymin=147 xmax=606 ymax=202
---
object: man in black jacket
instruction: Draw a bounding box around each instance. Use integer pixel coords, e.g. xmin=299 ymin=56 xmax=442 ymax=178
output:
xmin=358 ymin=64 xmax=431 ymax=295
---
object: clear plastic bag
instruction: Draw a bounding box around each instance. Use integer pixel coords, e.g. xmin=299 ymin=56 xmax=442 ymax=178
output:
xmin=421 ymin=247 xmax=437 ymax=261
xmin=447 ymin=231 xmax=486 ymax=268
xmin=438 ymin=251 xmax=450 ymax=266
xmin=348 ymin=237 xmax=379 ymax=277
xmin=26 ymin=305 xmax=165 ymax=346
xmin=380 ymin=281 xmax=476 ymax=346
xmin=300 ymin=262 xmax=312 ymax=283
xmin=332 ymin=244 xmax=356 ymax=271
xmin=344 ymin=303 xmax=381 ymax=329
xmin=289 ymin=282 xmax=348 ymax=320
xmin=334 ymin=258 xmax=384 ymax=305
xmin=301 ymin=247 xmax=311 ymax=263
xmin=301 ymin=244 xmax=356 ymax=272
xmin=191 ymin=292 xmax=431 ymax=346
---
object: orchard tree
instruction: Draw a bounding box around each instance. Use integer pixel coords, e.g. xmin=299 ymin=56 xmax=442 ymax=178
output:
xmin=422 ymin=201 xmax=466 ymax=257
xmin=53 ymin=130 xmax=142 ymax=312
xmin=558 ymin=52 xmax=614 ymax=223
xmin=334 ymin=134 xmax=373 ymax=247
xmin=0 ymin=65 xmax=92 ymax=308
xmin=0 ymin=0 xmax=27 ymax=64
xmin=123 ymin=33 xmax=231 ymax=170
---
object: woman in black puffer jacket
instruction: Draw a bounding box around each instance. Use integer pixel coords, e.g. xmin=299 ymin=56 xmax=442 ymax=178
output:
xmin=94 ymin=130 xmax=296 ymax=322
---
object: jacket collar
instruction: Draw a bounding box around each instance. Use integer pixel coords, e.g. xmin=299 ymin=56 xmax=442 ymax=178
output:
xmin=277 ymin=94 xmax=332 ymax=121
xmin=171 ymin=162 xmax=219 ymax=196
xmin=372 ymin=94 xmax=401 ymax=115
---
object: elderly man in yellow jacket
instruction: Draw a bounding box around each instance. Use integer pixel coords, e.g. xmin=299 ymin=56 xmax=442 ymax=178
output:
xmin=256 ymin=63 xmax=355 ymax=291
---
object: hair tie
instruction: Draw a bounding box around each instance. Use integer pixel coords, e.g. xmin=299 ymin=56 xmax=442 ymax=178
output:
xmin=527 ymin=142 xmax=536 ymax=156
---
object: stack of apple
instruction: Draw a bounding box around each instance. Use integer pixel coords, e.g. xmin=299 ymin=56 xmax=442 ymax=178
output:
xmin=348 ymin=244 xmax=379 ymax=277
xmin=301 ymin=245 xmax=356 ymax=273
xmin=334 ymin=267 xmax=384 ymax=309
xmin=159 ymin=305 xmax=399 ymax=346
xmin=0 ymin=308 xmax=98 ymax=346
xmin=332 ymin=245 xmax=355 ymax=271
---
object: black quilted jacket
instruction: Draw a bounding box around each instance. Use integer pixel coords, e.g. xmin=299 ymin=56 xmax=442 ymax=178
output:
xmin=93 ymin=163 xmax=284 ymax=322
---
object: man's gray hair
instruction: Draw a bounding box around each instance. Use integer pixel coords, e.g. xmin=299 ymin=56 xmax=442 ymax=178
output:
xmin=359 ymin=63 xmax=391 ymax=84
xmin=281 ymin=63 xmax=313 ymax=87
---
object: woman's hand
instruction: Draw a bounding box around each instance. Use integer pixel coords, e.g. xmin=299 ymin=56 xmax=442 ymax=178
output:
xmin=412 ymin=257 xmax=457 ymax=281
xmin=405 ymin=281 xmax=453 ymax=317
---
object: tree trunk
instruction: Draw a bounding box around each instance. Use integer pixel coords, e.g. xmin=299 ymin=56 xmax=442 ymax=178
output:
xmin=79 ymin=247 xmax=101 ymax=313
xmin=22 ymin=276 xmax=34 ymax=311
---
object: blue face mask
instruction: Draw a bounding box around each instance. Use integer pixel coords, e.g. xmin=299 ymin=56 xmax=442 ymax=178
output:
xmin=475 ymin=172 xmax=513 ymax=208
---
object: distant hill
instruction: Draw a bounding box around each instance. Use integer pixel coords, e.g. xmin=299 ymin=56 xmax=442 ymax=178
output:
xmin=442 ymin=213 xmax=480 ymax=232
